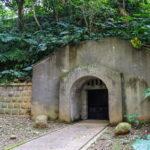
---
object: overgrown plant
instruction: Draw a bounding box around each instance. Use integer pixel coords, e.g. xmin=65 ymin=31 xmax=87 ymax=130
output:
xmin=0 ymin=0 xmax=150 ymax=83
xmin=125 ymin=114 xmax=142 ymax=129
xmin=144 ymin=88 xmax=150 ymax=101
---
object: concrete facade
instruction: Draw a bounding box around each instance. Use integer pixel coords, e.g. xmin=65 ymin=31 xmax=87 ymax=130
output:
xmin=32 ymin=38 xmax=150 ymax=124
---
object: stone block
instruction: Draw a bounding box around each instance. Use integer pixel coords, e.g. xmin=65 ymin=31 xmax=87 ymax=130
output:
xmin=5 ymin=108 xmax=11 ymax=114
xmin=17 ymin=98 xmax=23 ymax=102
xmin=12 ymin=98 xmax=17 ymax=102
xmin=14 ymin=93 xmax=19 ymax=97
xmin=0 ymin=102 xmax=3 ymax=108
xmin=0 ymin=97 xmax=5 ymax=102
xmin=14 ymin=103 xmax=20 ymax=108
xmin=21 ymin=103 xmax=27 ymax=109
xmin=18 ymin=87 xmax=23 ymax=91
xmin=8 ymin=93 xmax=13 ymax=97
xmin=5 ymin=98 xmax=11 ymax=102
xmin=12 ymin=109 xmax=19 ymax=115
xmin=2 ymin=103 xmax=7 ymax=108
xmin=19 ymin=109 xmax=26 ymax=115
xmin=0 ymin=108 xmax=4 ymax=114
xmin=23 ymin=99 xmax=29 ymax=103
xmin=8 ymin=103 xmax=14 ymax=108
xmin=25 ymin=109 xmax=31 ymax=115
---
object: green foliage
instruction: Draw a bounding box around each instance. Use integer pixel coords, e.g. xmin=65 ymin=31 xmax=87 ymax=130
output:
xmin=0 ymin=70 xmax=27 ymax=83
xmin=144 ymin=88 xmax=150 ymax=100
xmin=131 ymin=37 xmax=142 ymax=48
xmin=125 ymin=114 xmax=140 ymax=125
xmin=0 ymin=0 xmax=150 ymax=83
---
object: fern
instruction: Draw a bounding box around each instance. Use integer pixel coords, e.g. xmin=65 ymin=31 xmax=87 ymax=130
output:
xmin=0 ymin=49 xmax=28 ymax=62
xmin=0 ymin=54 xmax=8 ymax=62
xmin=0 ymin=33 xmax=21 ymax=43
xmin=0 ymin=69 xmax=30 ymax=83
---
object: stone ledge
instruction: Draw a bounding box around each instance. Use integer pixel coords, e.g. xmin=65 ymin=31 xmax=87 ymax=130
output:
xmin=0 ymin=83 xmax=32 ymax=86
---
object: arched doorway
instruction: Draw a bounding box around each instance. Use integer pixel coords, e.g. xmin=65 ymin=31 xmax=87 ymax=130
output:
xmin=59 ymin=65 xmax=122 ymax=124
xmin=69 ymin=76 xmax=109 ymax=121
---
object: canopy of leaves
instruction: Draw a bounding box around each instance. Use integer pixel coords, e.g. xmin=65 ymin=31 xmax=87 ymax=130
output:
xmin=0 ymin=0 xmax=150 ymax=83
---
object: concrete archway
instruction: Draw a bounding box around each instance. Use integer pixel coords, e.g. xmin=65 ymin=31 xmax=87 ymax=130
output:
xmin=59 ymin=65 xmax=122 ymax=124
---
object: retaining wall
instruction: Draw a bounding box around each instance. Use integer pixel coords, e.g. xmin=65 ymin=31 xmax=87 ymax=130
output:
xmin=0 ymin=83 xmax=32 ymax=115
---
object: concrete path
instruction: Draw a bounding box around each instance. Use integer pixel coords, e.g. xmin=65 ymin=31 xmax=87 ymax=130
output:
xmin=15 ymin=120 xmax=108 ymax=150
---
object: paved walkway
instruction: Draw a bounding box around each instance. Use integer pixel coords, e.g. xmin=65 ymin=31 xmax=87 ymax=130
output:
xmin=15 ymin=120 xmax=108 ymax=150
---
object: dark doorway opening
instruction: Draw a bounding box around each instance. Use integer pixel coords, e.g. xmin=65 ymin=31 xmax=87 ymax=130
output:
xmin=88 ymin=89 xmax=109 ymax=120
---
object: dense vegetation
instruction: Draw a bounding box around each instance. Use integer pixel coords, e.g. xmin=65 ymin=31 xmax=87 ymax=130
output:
xmin=0 ymin=0 xmax=150 ymax=83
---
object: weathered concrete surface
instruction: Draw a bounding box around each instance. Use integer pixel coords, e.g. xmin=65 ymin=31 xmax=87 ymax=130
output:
xmin=59 ymin=65 xmax=122 ymax=124
xmin=125 ymin=76 xmax=150 ymax=120
xmin=32 ymin=38 xmax=150 ymax=122
xmin=15 ymin=120 xmax=108 ymax=150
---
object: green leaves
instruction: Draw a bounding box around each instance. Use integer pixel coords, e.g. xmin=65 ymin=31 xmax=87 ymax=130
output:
xmin=0 ymin=0 xmax=150 ymax=83
xmin=144 ymin=88 xmax=150 ymax=100
xmin=1 ymin=49 xmax=28 ymax=62
xmin=0 ymin=70 xmax=25 ymax=78
xmin=131 ymin=37 xmax=142 ymax=49
xmin=0 ymin=33 xmax=21 ymax=43
xmin=24 ymin=38 xmax=38 ymax=45
xmin=125 ymin=113 xmax=140 ymax=125
xmin=0 ymin=69 xmax=28 ymax=83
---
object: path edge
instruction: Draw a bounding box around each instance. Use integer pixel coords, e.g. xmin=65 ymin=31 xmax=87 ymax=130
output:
xmin=80 ymin=126 xmax=108 ymax=150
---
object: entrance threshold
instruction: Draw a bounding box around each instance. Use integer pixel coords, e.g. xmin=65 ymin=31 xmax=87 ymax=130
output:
xmin=81 ymin=120 xmax=109 ymax=124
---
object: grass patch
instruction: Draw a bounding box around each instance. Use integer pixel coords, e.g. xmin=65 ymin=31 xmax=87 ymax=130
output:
xmin=4 ymin=141 xmax=26 ymax=150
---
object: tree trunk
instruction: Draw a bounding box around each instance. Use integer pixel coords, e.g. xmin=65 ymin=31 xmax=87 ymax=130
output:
xmin=122 ymin=0 xmax=125 ymax=9
xmin=51 ymin=0 xmax=59 ymax=22
xmin=117 ymin=0 xmax=129 ymax=16
xmin=32 ymin=4 xmax=42 ymax=30
xmin=16 ymin=0 xmax=24 ymax=31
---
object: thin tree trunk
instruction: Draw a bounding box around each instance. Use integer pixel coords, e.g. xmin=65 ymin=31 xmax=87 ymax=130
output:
xmin=16 ymin=0 xmax=24 ymax=31
xmin=51 ymin=0 xmax=59 ymax=22
xmin=117 ymin=0 xmax=128 ymax=16
xmin=81 ymin=7 xmax=89 ymax=32
xmin=122 ymin=0 xmax=126 ymax=9
xmin=32 ymin=4 xmax=42 ymax=30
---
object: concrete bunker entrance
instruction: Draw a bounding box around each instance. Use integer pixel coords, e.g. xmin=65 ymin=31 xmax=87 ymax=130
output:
xmin=59 ymin=66 xmax=122 ymax=124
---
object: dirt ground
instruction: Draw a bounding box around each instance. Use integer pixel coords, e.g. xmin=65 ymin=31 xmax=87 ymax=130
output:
xmin=0 ymin=115 xmax=68 ymax=150
xmin=88 ymin=123 xmax=150 ymax=150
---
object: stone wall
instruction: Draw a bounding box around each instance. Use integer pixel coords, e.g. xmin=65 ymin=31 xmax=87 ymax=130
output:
xmin=0 ymin=83 xmax=32 ymax=115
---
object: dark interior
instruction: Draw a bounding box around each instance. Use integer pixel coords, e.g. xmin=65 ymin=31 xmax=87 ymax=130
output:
xmin=87 ymin=89 xmax=109 ymax=120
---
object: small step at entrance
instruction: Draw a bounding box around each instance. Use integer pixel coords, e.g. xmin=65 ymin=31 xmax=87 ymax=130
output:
xmin=15 ymin=120 xmax=108 ymax=150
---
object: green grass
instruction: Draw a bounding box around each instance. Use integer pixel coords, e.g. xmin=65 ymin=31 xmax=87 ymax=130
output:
xmin=4 ymin=141 xmax=26 ymax=150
